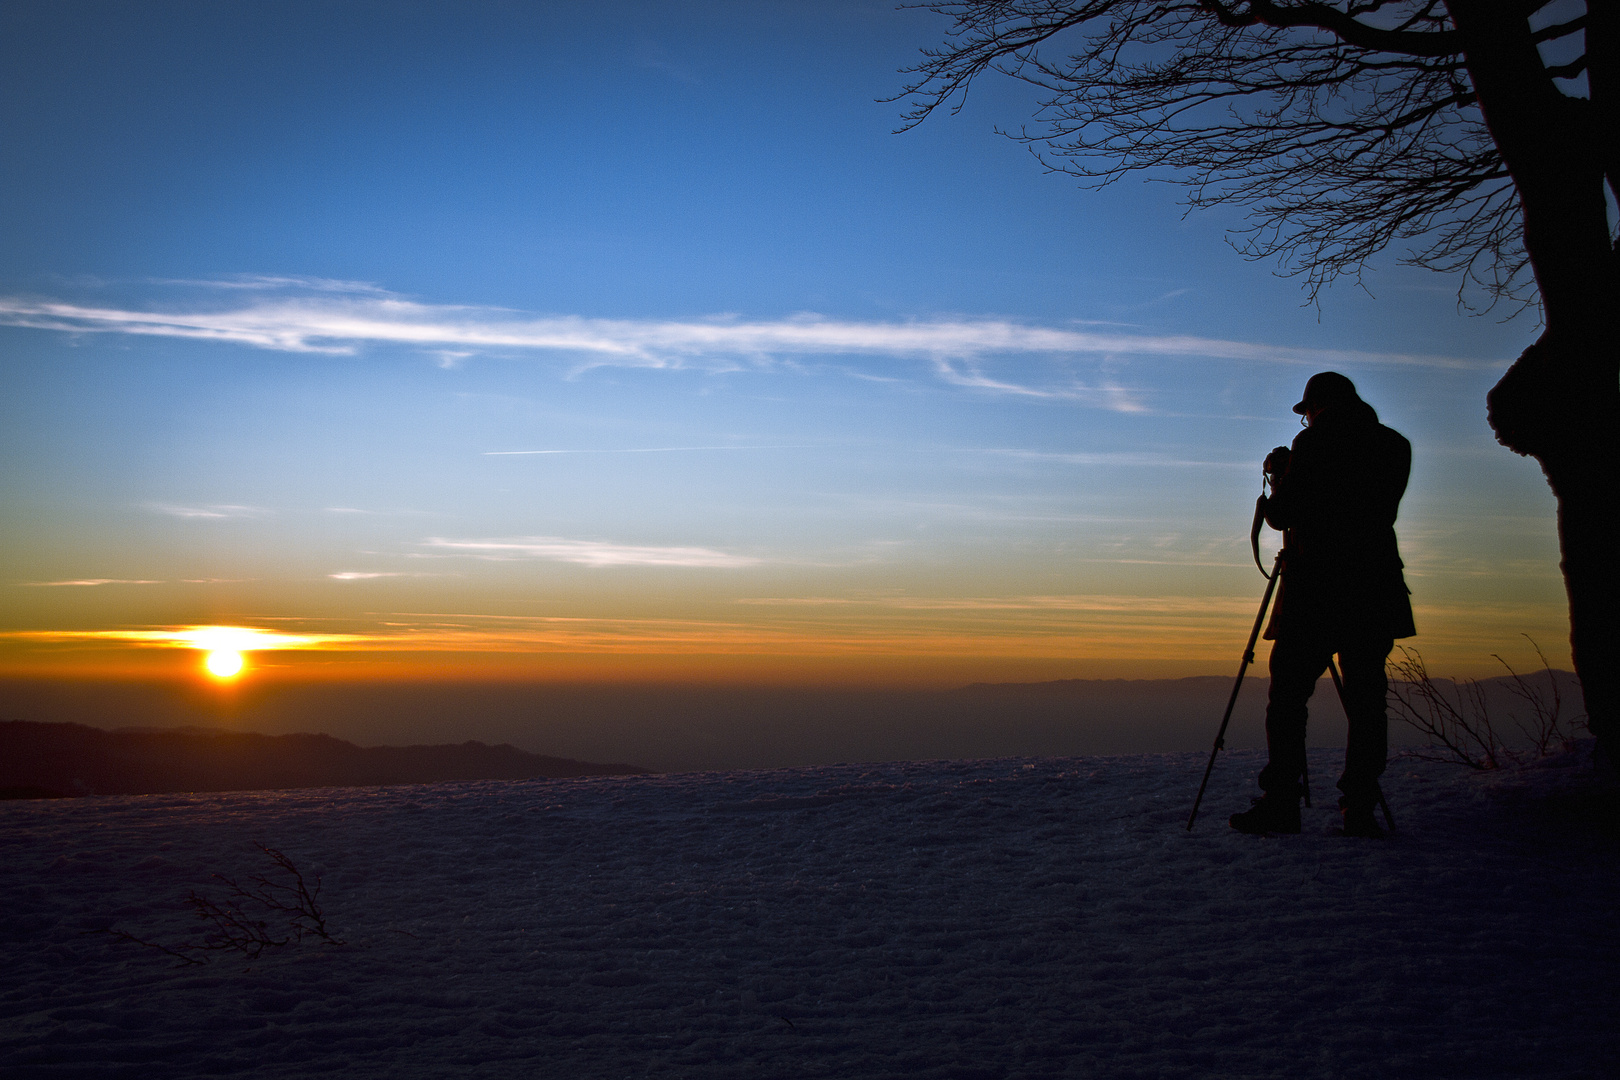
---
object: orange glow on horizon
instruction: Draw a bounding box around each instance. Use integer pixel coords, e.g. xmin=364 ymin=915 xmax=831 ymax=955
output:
xmin=0 ymin=599 xmax=1576 ymax=686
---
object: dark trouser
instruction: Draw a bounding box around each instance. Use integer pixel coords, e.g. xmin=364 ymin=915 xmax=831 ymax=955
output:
xmin=1257 ymin=634 xmax=1393 ymax=810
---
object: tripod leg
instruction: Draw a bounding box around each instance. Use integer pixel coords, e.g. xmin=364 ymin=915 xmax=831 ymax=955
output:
xmin=1187 ymin=552 xmax=1282 ymax=831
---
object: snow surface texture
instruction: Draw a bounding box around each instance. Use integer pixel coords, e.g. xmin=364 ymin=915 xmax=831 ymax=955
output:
xmin=4 ymin=747 xmax=1616 ymax=1079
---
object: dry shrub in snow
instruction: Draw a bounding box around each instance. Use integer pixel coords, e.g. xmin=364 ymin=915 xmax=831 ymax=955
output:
xmin=106 ymin=844 xmax=343 ymax=965
xmin=1388 ymin=639 xmax=1584 ymax=771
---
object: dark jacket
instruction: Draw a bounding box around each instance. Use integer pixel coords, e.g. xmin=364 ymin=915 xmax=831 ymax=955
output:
xmin=1262 ymin=399 xmax=1416 ymax=643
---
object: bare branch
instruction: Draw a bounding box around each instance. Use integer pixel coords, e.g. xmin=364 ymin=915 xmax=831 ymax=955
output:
xmin=101 ymin=845 xmax=343 ymax=966
xmin=1387 ymin=645 xmax=1504 ymax=770
xmin=1543 ymin=56 xmax=1589 ymax=80
xmin=1388 ymin=643 xmax=1583 ymax=769
xmin=95 ymin=926 xmax=208 ymax=967
xmin=1206 ymin=0 xmax=1463 ymax=56
xmin=895 ymin=0 xmax=1587 ymax=306
xmin=1530 ymin=14 xmax=1587 ymax=46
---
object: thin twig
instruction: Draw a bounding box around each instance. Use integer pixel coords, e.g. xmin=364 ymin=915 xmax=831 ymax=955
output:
xmin=102 ymin=845 xmax=344 ymax=965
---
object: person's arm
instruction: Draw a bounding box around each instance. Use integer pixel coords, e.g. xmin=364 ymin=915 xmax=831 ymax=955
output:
xmin=1261 ymin=435 xmax=1307 ymax=531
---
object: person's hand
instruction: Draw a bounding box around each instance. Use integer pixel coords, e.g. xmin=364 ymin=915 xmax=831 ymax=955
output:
xmin=1263 ymin=445 xmax=1291 ymax=477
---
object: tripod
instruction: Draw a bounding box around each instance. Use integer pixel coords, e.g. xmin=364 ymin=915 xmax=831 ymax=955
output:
xmin=1186 ymin=555 xmax=1397 ymax=833
xmin=1186 ymin=549 xmax=1285 ymax=831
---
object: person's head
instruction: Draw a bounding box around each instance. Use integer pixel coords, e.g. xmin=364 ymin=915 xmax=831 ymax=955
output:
xmin=1292 ymin=371 xmax=1360 ymax=422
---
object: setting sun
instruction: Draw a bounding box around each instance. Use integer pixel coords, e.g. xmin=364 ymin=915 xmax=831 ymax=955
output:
xmin=204 ymin=649 xmax=245 ymax=678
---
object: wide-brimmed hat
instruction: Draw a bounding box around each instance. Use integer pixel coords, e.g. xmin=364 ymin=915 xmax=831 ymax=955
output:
xmin=1293 ymin=371 xmax=1359 ymax=415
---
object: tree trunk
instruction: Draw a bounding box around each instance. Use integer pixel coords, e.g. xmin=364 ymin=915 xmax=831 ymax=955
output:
xmin=1450 ymin=0 xmax=1620 ymax=768
xmin=1489 ymin=337 xmax=1620 ymax=768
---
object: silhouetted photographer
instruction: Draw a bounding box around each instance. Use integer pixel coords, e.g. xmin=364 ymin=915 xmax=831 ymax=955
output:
xmin=1230 ymin=372 xmax=1415 ymax=838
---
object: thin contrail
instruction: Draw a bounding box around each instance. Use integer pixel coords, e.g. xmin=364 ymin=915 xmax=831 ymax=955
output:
xmin=484 ymin=445 xmax=817 ymax=455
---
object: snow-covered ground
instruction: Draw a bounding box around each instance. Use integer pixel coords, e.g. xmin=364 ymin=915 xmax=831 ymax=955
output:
xmin=4 ymin=746 xmax=1616 ymax=1078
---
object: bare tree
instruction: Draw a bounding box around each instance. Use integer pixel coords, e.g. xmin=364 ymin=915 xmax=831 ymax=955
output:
xmin=103 ymin=845 xmax=342 ymax=966
xmin=1388 ymin=638 xmax=1581 ymax=769
xmin=896 ymin=0 xmax=1617 ymax=768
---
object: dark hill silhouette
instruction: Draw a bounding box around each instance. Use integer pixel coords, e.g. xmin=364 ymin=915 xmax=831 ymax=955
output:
xmin=957 ymin=675 xmax=1238 ymax=697
xmin=0 ymin=721 xmax=650 ymax=798
xmin=0 ymin=670 xmax=1580 ymax=774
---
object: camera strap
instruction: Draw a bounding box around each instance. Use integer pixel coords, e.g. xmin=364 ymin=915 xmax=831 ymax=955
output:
xmin=1250 ymin=494 xmax=1270 ymax=578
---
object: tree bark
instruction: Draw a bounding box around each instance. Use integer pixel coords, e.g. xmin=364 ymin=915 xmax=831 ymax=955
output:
xmin=1450 ymin=0 xmax=1620 ymax=767
xmin=1489 ymin=338 xmax=1620 ymax=767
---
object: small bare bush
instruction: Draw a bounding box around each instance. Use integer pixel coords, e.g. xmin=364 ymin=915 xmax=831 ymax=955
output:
xmin=1387 ymin=638 xmax=1585 ymax=770
xmin=105 ymin=844 xmax=343 ymax=965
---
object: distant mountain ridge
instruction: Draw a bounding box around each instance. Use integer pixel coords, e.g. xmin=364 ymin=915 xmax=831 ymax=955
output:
xmin=958 ymin=675 xmax=1236 ymax=694
xmin=0 ymin=669 xmax=1582 ymax=774
xmin=959 ymin=672 xmax=1578 ymax=694
xmin=0 ymin=721 xmax=651 ymax=798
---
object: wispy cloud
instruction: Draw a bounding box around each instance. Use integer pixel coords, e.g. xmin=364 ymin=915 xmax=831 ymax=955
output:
xmin=2 ymin=625 xmax=355 ymax=650
xmin=484 ymin=445 xmax=814 ymax=456
xmin=0 ymin=597 xmax=1567 ymax=666
xmin=734 ymin=594 xmax=1259 ymax=613
xmin=926 ymin=358 xmax=1151 ymax=410
xmin=0 ymin=285 xmax=1496 ymax=404
xmin=322 ymin=506 xmax=433 ymax=517
xmin=484 ymin=445 xmax=1252 ymax=467
xmin=18 ymin=578 xmax=163 ymax=587
xmin=421 ymin=537 xmax=762 ymax=568
xmin=969 ymin=449 xmax=1251 ymax=469
xmin=328 ymin=571 xmax=434 ymax=580
xmin=148 ymin=503 xmax=268 ymax=519
xmin=152 ymin=275 xmax=390 ymax=294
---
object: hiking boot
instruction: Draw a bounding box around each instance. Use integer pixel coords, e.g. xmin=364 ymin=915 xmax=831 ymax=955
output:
xmin=1338 ymin=805 xmax=1386 ymax=838
xmin=1229 ymin=795 xmax=1301 ymax=835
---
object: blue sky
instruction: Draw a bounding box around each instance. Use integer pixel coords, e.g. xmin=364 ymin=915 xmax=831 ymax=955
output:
xmin=0 ymin=0 xmax=1567 ymax=685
